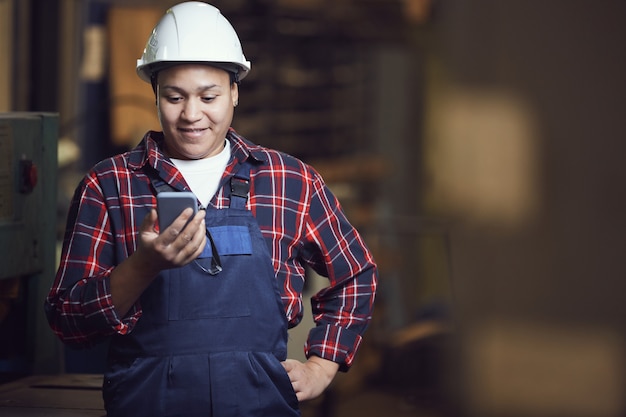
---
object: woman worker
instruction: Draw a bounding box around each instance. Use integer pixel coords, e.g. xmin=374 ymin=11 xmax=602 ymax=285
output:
xmin=45 ymin=2 xmax=378 ymax=416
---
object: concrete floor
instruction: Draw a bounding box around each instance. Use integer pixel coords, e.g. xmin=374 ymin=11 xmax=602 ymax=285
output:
xmin=0 ymin=374 xmax=446 ymax=417
xmin=300 ymin=389 xmax=444 ymax=417
xmin=0 ymin=374 xmax=105 ymax=417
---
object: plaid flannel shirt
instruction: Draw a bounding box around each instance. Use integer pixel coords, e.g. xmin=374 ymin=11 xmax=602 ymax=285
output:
xmin=45 ymin=129 xmax=378 ymax=371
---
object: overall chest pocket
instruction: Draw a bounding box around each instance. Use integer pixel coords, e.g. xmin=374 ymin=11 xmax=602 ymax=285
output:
xmin=168 ymin=225 xmax=253 ymax=320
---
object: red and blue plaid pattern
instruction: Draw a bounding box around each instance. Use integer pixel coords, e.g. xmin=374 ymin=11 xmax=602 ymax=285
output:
xmin=45 ymin=128 xmax=377 ymax=371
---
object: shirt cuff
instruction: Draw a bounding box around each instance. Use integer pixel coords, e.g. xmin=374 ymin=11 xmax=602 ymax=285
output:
xmin=305 ymin=325 xmax=363 ymax=372
xmin=81 ymin=274 xmax=142 ymax=336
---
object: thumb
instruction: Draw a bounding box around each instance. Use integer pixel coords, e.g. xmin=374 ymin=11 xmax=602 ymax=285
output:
xmin=281 ymin=359 xmax=296 ymax=372
xmin=141 ymin=209 xmax=158 ymax=233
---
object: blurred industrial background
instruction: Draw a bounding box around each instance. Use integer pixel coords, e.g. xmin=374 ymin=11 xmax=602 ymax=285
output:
xmin=1 ymin=0 xmax=625 ymax=416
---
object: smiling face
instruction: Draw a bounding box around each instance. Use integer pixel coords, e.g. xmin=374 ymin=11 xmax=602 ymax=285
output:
xmin=156 ymin=64 xmax=239 ymax=160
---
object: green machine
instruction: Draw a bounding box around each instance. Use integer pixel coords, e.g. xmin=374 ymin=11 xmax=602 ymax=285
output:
xmin=0 ymin=113 xmax=61 ymax=378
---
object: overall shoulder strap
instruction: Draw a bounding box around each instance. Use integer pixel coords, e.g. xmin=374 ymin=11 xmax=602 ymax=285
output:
xmin=229 ymin=162 xmax=251 ymax=209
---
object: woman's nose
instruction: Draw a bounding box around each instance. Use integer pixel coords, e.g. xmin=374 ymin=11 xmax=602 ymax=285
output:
xmin=182 ymin=100 xmax=201 ymax=121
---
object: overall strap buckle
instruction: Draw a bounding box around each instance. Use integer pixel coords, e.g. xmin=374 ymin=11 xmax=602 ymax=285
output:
xmin=229 ymin=162 xmax=252 ymax=209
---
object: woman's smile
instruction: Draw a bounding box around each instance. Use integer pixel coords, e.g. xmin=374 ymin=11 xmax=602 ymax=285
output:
xmin=156 ymin=64 xmax=238 ymax=160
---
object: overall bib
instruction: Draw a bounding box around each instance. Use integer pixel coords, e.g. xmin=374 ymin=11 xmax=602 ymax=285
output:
xmin=103 ymin=163 xmax=300 ymax=417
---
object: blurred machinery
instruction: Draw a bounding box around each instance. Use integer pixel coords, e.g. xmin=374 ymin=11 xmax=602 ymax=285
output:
xmin=0 ymin=113 xmax=107 ymax=416
xmin=0 ymin=113 xmax=60 ymax=381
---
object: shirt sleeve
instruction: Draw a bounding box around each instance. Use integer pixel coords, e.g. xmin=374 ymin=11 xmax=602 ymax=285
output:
xmin=44 ymin=174 xmax=141 ymax=348
xmin=302 ymin=172 xmax=378 ymax=372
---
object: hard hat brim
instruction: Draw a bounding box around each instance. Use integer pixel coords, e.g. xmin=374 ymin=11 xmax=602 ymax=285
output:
xmin=137 ymin=60 xmax=251 ymax=84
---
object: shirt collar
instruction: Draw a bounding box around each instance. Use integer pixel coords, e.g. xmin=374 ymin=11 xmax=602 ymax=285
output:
xmin=126 ymin=129 xmax=266 ymax=172
xmin=227 ymin=128 xmax=267 ymax=165
xmin=127 ymin=131 xmax=164 ymax=171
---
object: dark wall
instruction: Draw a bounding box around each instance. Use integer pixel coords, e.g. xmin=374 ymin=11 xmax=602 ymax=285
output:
xmin=435 ymin=1 xmax=626 ymax=415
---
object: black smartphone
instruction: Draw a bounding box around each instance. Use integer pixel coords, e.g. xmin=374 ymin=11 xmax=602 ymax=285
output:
xmin=156 ymin=191 xmax=198 ymax=231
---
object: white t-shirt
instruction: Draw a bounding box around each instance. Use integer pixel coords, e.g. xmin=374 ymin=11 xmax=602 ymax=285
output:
xmin=170 ymin=140 xmax=231 ymax=208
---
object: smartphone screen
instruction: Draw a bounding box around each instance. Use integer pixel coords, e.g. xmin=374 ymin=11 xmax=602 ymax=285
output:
xmin=156 ymin=191 xmax=198 ymax=231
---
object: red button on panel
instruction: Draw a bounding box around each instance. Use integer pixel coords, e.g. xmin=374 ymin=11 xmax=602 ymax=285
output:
xmin=20 ymin=160 xmax=38 ymax=193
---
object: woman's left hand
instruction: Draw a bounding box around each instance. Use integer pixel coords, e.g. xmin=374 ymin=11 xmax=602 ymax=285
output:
xmin=281 ymin=356 xmax=339 ymax=402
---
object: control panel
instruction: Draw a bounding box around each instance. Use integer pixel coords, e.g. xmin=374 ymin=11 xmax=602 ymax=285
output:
xmin=0 ymin=113 xmax=59 ymax=376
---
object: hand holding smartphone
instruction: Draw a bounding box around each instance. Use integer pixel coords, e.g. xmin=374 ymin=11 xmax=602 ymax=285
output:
xmin=156 ymin=192 xmax=198 ymax=231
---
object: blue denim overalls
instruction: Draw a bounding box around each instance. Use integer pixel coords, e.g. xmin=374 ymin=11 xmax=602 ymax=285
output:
xmin=103 ymin=162 xmax=300 ymax=416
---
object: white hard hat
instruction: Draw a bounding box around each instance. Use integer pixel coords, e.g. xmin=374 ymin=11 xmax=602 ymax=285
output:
xmin=136 ymin=1 xmax=251 ymax=83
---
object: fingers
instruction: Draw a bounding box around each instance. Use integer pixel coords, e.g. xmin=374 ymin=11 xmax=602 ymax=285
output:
xmin=187 ymin=217 xmax=207 ymax=259
xmin=160 ymin=207 xmax=195 ymax=239
xmin=281 ymin=360 xmax=311 ymax=401
xmin=281 ymin=360 xmax=303 ymax=400
xmin=161 ymin=209 xmax=203 ymax=240
xmin=281 ymin=358 xmax=338 ymax=402
xmin=174 ymin=210 xmax=205 ymax=254
xmin=281 ymin=359 xmax=296 ymax=373
xmin=157 ymin=209 xmax=206 ymax=265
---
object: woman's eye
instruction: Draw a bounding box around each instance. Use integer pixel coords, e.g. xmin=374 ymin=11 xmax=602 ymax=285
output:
xmin=202 ymin=96 xmax=216 ymax=102
xmin=166 ymin=96 xmax=182 ymax=103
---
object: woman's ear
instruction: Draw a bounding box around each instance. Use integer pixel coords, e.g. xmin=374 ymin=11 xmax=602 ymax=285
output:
xmin=231 ymin=82 xmax=239 ymax=107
